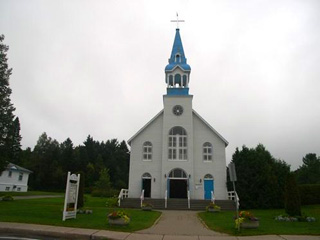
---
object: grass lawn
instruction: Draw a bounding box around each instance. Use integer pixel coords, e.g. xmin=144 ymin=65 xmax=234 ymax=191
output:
xmin=198 ymin=205 xmax=320 ymax=236
xmin=0 ymin=191 xmax=63 ymax=197
xmin=0 ymin=196 xmax=161 ymax=232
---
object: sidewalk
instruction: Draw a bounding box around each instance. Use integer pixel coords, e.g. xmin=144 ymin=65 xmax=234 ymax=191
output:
xmin=12 ymin=195 xmax=63 ymax=200
xmin=138 ymin=210 xmax=225 ymax=236
xmin=0 ymin=222 xmax=319 ymax=240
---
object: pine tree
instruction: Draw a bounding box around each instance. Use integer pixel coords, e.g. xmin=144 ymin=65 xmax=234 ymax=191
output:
xmin=0 ymin=34 xmax=18 ymax=171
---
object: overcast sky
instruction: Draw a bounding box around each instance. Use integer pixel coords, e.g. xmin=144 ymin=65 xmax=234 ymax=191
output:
xmin=1 ymin=0 xmax=319 ymax=170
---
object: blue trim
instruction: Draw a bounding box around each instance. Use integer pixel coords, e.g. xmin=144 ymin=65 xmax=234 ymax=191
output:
xmin=204 ymin=180 xmax=214 ymax=200
xmin=167 ymin=88 xmax=189 ymax=95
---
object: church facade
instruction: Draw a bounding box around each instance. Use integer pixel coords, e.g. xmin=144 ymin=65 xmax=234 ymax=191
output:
xmin=127 ymin=28 xmax=228 ymax=201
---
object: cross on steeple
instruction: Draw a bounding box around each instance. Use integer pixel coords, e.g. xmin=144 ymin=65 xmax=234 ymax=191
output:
xmin=171 ymin=13 xmax=185 ymax=29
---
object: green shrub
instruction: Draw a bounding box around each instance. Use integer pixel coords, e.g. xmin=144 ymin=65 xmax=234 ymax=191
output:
xmin=2 ymin=195 xmax=14 ymax=201
xmin=91 ymin=189 xmax=118 ymax=197
xmin=106 ymin=197 xmax=118 ymax=208
xmin=299 ymin=184 xmax=320 ymax=205
xmin=285 ymin=173 xmax=301 ymax=216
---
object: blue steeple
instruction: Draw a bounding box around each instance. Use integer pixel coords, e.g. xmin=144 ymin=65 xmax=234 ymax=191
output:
xmin=165 ymin=28 xmax=191 ymax=72
xmin=165 ymin=28 xmax=191 ymax=96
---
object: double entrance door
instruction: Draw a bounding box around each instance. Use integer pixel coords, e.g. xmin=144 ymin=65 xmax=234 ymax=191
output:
xmin=169 ymin=179 xmax=188 ymax=198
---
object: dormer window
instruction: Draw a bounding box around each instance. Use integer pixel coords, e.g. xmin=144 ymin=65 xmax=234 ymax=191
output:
xmin=175 ymin=54 xmax=180 ymax=63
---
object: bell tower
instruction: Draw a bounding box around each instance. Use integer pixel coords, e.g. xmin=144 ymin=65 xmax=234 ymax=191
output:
xmin=165 ymin=28 xmax=191 ymax=95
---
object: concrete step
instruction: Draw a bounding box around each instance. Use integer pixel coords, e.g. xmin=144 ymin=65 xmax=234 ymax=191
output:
xmin=119 ymin=198 xmax=235 ymax=210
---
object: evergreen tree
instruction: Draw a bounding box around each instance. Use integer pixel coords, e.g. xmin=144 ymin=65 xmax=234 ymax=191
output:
xmin=8 ymin=117 xmax=22 ymax=163
xmin=285 ymin=173 xmax=301 ymax=216
xmin=230 ymin=144 xmax=290 ymax=209
xmin=77 ymin=171 xmax=85 ymax=208
xmin=295 ymin=153 xmax=320 ymax=184
xmin=92 ymin=168 xmax=113 ymax=197
xmin=0 ymin=34 xmax=20 ymax=171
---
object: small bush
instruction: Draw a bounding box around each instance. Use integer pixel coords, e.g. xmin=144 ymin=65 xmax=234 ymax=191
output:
xmin=2 ymin=195 xmax=14 ymax=201
xmin=106 ymin=197 xmax=118 ymax=208
xmin=91 ymin=189 xmax=118 ymax=197
xmin=299 ymin=184 xmax=320 ymax=205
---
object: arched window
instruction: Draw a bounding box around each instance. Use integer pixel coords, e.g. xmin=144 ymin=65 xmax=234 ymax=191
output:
xmin=168 ymin=127 xmax=187 ymax=160
xmin=204 ymin=174 xmax=213 ymax=179
xmin=174 ymin=74 xmax=181 ymax=87
xmin=182 ymin=75 xmax=187 ymax=87
xmin=203 ymin=142 xmax=213 ymax=161
xmin=169 ymin=168 xmax=188 ymax=178
xmin=142 ymin=172 xmax=151 ymax=179
xmin=143 ymin=141 xmax=152 ymax=160
xmin=169 ymin=75 xmax=173 ymax=86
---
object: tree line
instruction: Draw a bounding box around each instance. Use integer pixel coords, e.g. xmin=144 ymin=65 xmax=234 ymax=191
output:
xmin=229 ymin=144 xmax=320 ymax=209
xmin=18 ymin=133 xmax=130 ymax=194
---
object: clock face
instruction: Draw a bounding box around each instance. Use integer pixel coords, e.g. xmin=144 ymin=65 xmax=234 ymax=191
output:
xmin=173 ymin=105 xmax=183 ymax=116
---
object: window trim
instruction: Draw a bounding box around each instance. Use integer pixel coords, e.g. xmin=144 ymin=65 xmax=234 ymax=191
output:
xmin=18 ymin=172 xmax=23 ymax=181
xmin=142 ymin=141 xmax=152 ymax=161
xmin=203 ymin=142 xmax=213 ymax=162
xmin=168 ymin=127 xmax=188 ymax=161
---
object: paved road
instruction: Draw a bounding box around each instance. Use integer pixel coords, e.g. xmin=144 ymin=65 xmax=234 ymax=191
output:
xmin=12 ymin=195 xmax=63 ymax=200
xmin=1 ymin=222 xmax=320 ymax=240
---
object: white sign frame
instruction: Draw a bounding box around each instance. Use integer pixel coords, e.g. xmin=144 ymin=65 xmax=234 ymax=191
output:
xmin=62 ymin=172 xmax=80 ymax=221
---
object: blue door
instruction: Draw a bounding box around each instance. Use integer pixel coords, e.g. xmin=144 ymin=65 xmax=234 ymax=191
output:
xmin=204 ymin=179 xmax=214 ymax=200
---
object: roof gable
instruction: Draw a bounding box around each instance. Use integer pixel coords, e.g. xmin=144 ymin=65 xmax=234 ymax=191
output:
xmin=7 ymin=162 xmax=32 ymax=173
xmin=193 ymin=110 xmax=229 ymax=146
xmin=128 ymin=110 xmax=164 ymax=146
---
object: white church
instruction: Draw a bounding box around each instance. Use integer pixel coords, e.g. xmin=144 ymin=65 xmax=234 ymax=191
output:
xmin=126 ymin=27 xmax=229 ymax=204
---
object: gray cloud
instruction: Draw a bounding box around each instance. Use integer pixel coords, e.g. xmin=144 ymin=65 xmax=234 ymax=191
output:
xmin=1 ymin=0 xmax=319 ymax=169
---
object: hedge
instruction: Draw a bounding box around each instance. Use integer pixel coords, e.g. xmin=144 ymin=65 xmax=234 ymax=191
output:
xmin=298 ymin=184 xmax=320 ymax=205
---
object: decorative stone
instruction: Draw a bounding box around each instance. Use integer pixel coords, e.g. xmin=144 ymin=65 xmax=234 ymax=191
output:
xmin=241 ymin=220 xmax=259 ymax=229
xmin=108 ymin=217 xmax=130 ymax=226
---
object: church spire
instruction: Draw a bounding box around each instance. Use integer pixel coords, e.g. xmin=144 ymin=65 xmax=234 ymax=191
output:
xmin=165 ymin=28 xmax=191 ymax=95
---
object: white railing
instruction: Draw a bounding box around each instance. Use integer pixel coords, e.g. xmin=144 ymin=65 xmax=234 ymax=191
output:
xmin=118 ymin=188 xmax=129 ymax=207
xmin=211 ymin=191 xmax=215 ymax=204
xmin=187 ymin=190 xmax=190 ymax=209
xmin=227 ymin=191 xmax=236 ymax=201
xmin=140 ymin=189 xmax=145 ymax=207
xmin=228 ymin=191 xmax=240 ymax=210
xmin=165 ymin=190 xmax=168 ymax=209
xmin=235 ymin=191 xmax=240 ymax=210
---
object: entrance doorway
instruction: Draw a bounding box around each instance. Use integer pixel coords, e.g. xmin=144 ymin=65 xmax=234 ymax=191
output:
xmin=170 ymin=179 xmax=187 ymax=198
xmin=142 ymin=173 xmax=151 ymax=198
xmin=203 ymin=174 xmax=214 ymax=200
xmin=168 ymin=168 xmax=188 ymax=199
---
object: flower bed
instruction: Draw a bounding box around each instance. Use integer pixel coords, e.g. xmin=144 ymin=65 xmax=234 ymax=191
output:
xmin=235 ymin=211 xmax=259 ymax=229
xmin=275 ymin=215 xmax=316 ymax=222
xmin=141 ymin=202 xmax=153 ymax=211
xmin=108 ymin=210 xmax=130 ymax=226
xmin=206 ymin=202 xmax=221 ymax=212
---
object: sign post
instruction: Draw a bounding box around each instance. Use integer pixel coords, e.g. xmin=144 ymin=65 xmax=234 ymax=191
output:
xmin=63 ymin=172 xmax=80 ymax=221
xmin=228 ymin=162 xmax=240 ymax=230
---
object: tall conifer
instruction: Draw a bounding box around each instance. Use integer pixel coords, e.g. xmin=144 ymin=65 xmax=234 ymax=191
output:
xmin=0 ymin=35 xmax=20 ymax=171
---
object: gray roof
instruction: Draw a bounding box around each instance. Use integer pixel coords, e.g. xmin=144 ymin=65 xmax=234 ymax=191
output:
xmin=6 ymin=162 xmax=32 ymax=173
